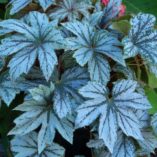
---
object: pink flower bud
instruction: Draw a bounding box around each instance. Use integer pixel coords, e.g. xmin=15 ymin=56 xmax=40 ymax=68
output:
xmin=118 ymin=4 xmax=126 ymax=17
xmin=101 ymin=0 xmax=109 ymax=6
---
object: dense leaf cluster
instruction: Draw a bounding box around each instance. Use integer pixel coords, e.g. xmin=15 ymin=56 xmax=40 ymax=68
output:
xmin=0 ymin=0 xmax=157 ymax=157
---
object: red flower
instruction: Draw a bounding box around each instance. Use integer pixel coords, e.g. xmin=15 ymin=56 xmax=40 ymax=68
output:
xmin=118 ymin=4 xmax=126 ymax=17
xmin=101 ymin=0 xmax=109 ymax=6
xmin=101 ymin=0 xmax=126 ymax=17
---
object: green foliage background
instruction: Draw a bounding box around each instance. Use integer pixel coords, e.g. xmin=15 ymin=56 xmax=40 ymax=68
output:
xmin=124 ymin=0 xmax=157 ymax=17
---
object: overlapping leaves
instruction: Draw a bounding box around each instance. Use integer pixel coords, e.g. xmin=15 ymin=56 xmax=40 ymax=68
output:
xmin=76 ymin=79 xmax=151 ymax=153
xmin=9 ymin=66 xmax=88 ymax=153
xmin=53 ymin=66 xmax=89 ymax=118
xmin=11 ymin=132 xmax=65 ymax=157
xmin=63 ymin=21 xmax=125 ymax=84
xmin=9 ymin=0 xmax=56 ymax=15
xmin=0 ymin=69 xmax=46 ymax=107
xmin=0 ymin=11 xmax=64 ymax=81
xmin=87 ymin=132 xmax=136 ymax=157
xmin=111 ymin=132 xmax=136 ymax=157
xmin=0 ymin=1 xmax=156 ymax=157
xmin=135 ymin=110 xmax=157 ymax=156
xmin=87 ymin=110 xmax=157 ymax=157
xmin=9 ymin=84 xmax=74 ymax=154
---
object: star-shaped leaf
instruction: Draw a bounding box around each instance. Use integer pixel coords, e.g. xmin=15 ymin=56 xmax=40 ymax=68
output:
xmin=0 ymin=11 xmax=64 ymax=81
xmin=63 ymin=21 xmax=125 ymax=84
xmin=9 ymin=84 xmax=74 ymax=154
xmin=122 ymin=13 xmax=157 ymax=65
xmin=76 ymin=80 xmax=151 ymax=153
